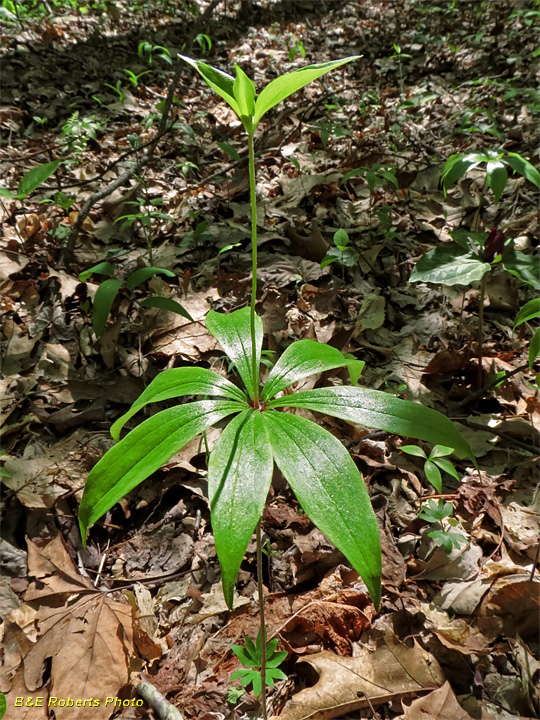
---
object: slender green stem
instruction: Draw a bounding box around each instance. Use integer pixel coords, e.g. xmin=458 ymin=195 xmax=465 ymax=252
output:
xmin=248 ymin=131 xmax=259 ymax=405
xmin=477 ymin=272 xmax=487 ymax=389
xmin=256 ymin=519 xmax=267 ymax=719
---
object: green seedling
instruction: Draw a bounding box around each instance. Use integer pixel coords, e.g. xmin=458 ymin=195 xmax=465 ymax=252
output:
xmin=401 ymin=444 xmax=459 ymax=494
xmin=62 ymin=111 xmax=104 ymax=160
xmin=115 ymin=194 xmax=177 ymax=265
xmin=341 ymin=163 xmax=399 ymax=194
xmin=138 ymin=40 xmax=172 ymax=65
xmin=194 ymin=33 xmax=211 ymax=53
xmin=226 ymin=686 xmax=245 ymax=704
xmin=418 ymin=499 xmax=467 ymax=554
xmin=514 ymin=298 xmax=540 ymax=386
xmin=79 ymin=55 xmax=474 ymax=718
xmin=288 ymin=38 xmax=306 ymax=62
xmin=389 ymin=43 xmax=412 ymax=97
xmin=0 ymin=160 xmax=60 ymax=200
xmin=231 ymin=630 xmax=287 ymax=699
xmin=441 ymin=148 xmax=540 ymax=204
xmin=321 ymin=228 xmax=359 ymax=270
xmin=104 ymin=79 xmax=126 ymax=102
xmin=41 ymin=190 xmax=75 ymax=213
xmin=124 ymin=68 xmax=151 ymax=88
xmin=79 ymin=262 xmax=193 ymax=338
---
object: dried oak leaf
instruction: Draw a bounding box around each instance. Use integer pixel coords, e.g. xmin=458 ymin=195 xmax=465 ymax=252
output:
xmin=4 ymin=535 xmax=139 ymax=720
xmin=278 ymin=632 xmax=445 ymax=720
xmin=402 ymin=681 xmax=474 ymax=719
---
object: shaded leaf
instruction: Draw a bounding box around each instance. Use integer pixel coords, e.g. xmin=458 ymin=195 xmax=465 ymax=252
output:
xmin=92 ymin=278 xmax=123 ymax=337
xmin=125 ymin=266 xmax=175 ymax=290
xmin=139 ymin=295 xmax=194 ymax=321
xmin=18 ymin=160 xmax=60 ymax=197
xmin=410 ymin=247 xmax=490 ymax=286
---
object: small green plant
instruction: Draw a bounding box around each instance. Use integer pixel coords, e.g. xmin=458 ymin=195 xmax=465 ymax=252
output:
xmin=62 ymin=111 xmax=104 ymax=160
xmin=341 ymin=163 xmax=398 ymax=194
xmin=321 ymin=228 xmax=359 ymax=270
xmin=194 ymin=33 xmax=212 ymax=54
xmin=288 ymin=38 xmax=306 ymax=62
xmin=104 ymin=79 xmax=126 ymax=102
xmin=79 ymin=55 xmax=474 ymax=718
xmin=441 ymin=148 xmax=540 ymax=204
xmin=401 ymin=444 xmax=459 ymax=494
xmin=231 ymin=630 xmax=287 ymax=699
xmin=41 ymin=190 xmax=75 ymax=213
xmin=418 ymin=498 xmax=467 ymax=554
xmin=226 ymin=686 xmax=245 ymax=704
xmin=389 ymin=43 xmax=412 ymax=97
xmin=138 ymin=40 xmax=172 ymax=65
xmin=79 ymin=262 xmax=193 ymax=338
xmin=514 ymin=298 xmax=540 ymax=386
xmin=124 ymin=68 xmax=151 ymax=88
xmin=0 ymin=160 xmax=60 ymax=201
xmin=115 ymin=193 xmax=177 ymax=265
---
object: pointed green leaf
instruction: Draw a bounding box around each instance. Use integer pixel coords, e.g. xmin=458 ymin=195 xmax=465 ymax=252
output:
xmin=505 ymin=152 xmax=540 ymax=189
xmin=263 ymin=411 xmax=381 ymax=607
xmin=400 ymin=444 xmax=428 ymax=459
xmin=92 ymin=277 xmax=123 ymax=337
xmin=441 ymin=153 xmax=482 ymax=191
xmin=233 ymin=63 xmax=256 ymax=128
xmin=178 ymin=54 xmax=241 ymax=118
xmin=486 ymin=160 xmax=507 ymax=203
xmin=424 ymin=459 xmax=442 ymax=493
xmin=110 ymin=367 xmax=247 ymax=441
xmin=0 ymin=188 xmax=18 ymax=199
xmin=268 ymin=386 xmax=474 ymax=460
xmin=430 ymin=445 xmax=454 ymax=458
xmin=139 ymin=296 xmax=194 ymax=322
xmin=18 ymin=160 xmax=60 ymax=197
xmin=208 ymin=410 xmax=273 ymax=609
xmin=261 ymin=339 xmax=354 ymax=401
xmin=125 ymin=266 xmax=176 ymax=290
xmin=514 ymin=298 xmax=540 ymax=328
xmin=79 ymin=261 xmax=116 ymax=282
xmin=266 ymin=652 xmax=288 ymax=669
xmin=231 ymin=644 xmax=259 ymax=667
xmin=410 ymin=247 xmax=491 ymax=286
xmin=502 ymin=250 xmax=540 ymax=290
xmin=206 ymin=308 xmax=263 ymax=399
xmin=253 ymin=56 xmax=361 ymax=126
xmin=433 ymin=457 xmax=460 ymax=481
xmin=79 ymin=400 xmax=241 ymax=540
xmin=530 ymin=327 xmax=540 ymax=369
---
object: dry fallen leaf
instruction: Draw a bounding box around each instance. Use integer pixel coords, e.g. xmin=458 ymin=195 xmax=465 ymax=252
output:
xmin=2 ymin=535 xmax=141 ymax=720
xmin=401 ymin=681 xmax=474 ymax=719
xmin=279 ymin=632 xmax=445 ymax=720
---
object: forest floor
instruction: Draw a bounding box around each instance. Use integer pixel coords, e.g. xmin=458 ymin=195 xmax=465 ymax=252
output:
xmin=0 ymin=1 xmax=539 ymax=719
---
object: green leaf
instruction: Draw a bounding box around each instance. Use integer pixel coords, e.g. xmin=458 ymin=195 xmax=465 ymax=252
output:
xmin=502 ymin=250 xmax=540 ymax=290
xmin=430 ymin=444 xmax=454 ymax=458
xmin=0 ymin=188 xmax=18 ymax=199
xmin=206 ymin=308 xmax=263 ymax=400
xmin=139 ymin=296 xmax=194 ymax=322
xmin=253 ymin=56 xmax=361 ymax=127
xmin=208 ymin=410 xmax=273 ymax=609
xmin=441 ymin=152 xmax=486 ymax=191
xmin=79 ymin=261 xmax=116 ymax=282
xmin=514 ymin=298 xmax=540 ymax=328
xmin=433 ymin=457 xmax=460 ymax=481
xmin=486 ymin=160 xmax=507 ymax=203
xmin=216 ymin=140 xmax=241 ymax=161
xmin=18 ymin=160 xmax=60 ymax=197
xmin=266 ymin=668 xmax=287 ymax=686
xmin=79 ymin=400 xmax=241 ymax=540
xmin=530 ymin=327 xmax=540 ymax=369
xmin=232 ymin=644 xmax=259 ymax=668
xmin=233 ymin=63 xmax=256 ymax=128
xmin=505 ymin=152 xmax=540 ymax=189
xmin=0 ymin=692 xmax=5 ymax=720
xmin=110 ymin=367 xmax=247 ymax=441
xmin=410 ymin=247 xmax=491 ymax=286
xmin=261 ymin=339 xmax=354 ymax=401
xmin=125 ymin=266 xmax=176 ymax=290
xmin=263 ymin=411 xmax=381 ymax=607
xmin=92 ymin=277 xmax=123 ymax=337
xmin=424 ymin=459 xmax=442 ymax=493
xmin=418 ymin=498 xmax=454 ymax=523
xmin=269 ymin=386 xmax=474 ymax=461
xmin=400 ymin=444 xmax=427 ymax=459
xmin=178 ymin=54 xmax=241 ymax=118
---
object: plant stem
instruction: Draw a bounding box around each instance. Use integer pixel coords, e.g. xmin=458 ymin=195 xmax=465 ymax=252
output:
xmin=477 ymin=273 xmax=487 ymax=389
xmin=256 ymin=519 xmax=267 ymax=719
xmin=248 ymin=131 xmax=259 ymax=405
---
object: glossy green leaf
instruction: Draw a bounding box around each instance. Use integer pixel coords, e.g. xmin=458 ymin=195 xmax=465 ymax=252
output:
xmin=139 ymin=296 xmax=194 ymax=321
xmin=441 ymin=152 xmax=486 ymax=191
xmin=79 ymin=400 xmax=241 ymax=540
xmin=233 ymin=63 xmax=256 ymax=129
xmin=502 ymin=250 xmax=540 ymax=290
xmin=514 ymin=298 xmax=540 ymax=328
xmin=0 ymin=188 xmax=17 ymax=199
xmin=208 ymin=410 xmax=273 ymax=609
xmin=125 ymin=266 xmax=176 ymax=290
xmin=0 ymin=692 xmax=5 ymax=720
xmin=216 ymin=140 xmax=241 ymax=161
xmin=424 ymin=459 xmax=442 ymax=493
xmin=505 ymin=152 xmax=540 ymax=189
xmin=92 ymin=277 xmax=123 ymax=337
xmin=253 ymin=56 xmax=361 ymax=126
xmin=430 ymin=444 xmax=454 ymax=458
xmin=261 ymin=339 xmax=355 ymax=401
xmin=110 ymin=367 xmax=247 ymax=441
xmin=400 ymin=444 xmax=427 ymax=459
xmin=206 ymin=308 xmax=263 ymax=400
xmin=178 ymin=54 xmax=241 ymax=117
xmin=18 ymin=160 xmax=60 ymax=197
xmin=268 ymin=386 xmax=474 ymax=460
xmin=486 ymin=160 xmax=507 ymax=203
xmin=410 ymin=247 xmax=491 ymax=286
xmin=263 ymin=411 xmax=381 ymax=607
xmin=433 ymin=457 xmax=460 ymax=481
xmin=79 ymin=261 xmax=116 ymax=282
xmin=530 ymin=327 xmax=540 ymax=369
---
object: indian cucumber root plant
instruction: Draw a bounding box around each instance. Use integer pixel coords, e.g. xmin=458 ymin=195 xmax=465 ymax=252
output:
xmin=79 ymin=56 xmax=474 ymax=717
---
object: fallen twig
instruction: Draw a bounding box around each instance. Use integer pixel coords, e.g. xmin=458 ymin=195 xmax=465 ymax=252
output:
xmin=137 ymin=679 xmax=185 ymax=720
